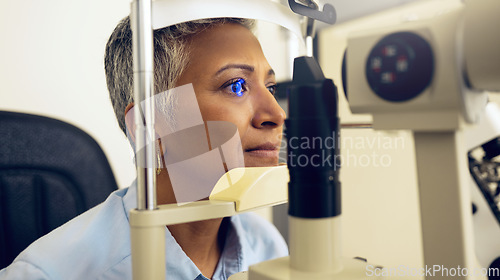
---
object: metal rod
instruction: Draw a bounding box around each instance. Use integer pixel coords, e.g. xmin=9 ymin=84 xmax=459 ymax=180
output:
xmin=305 ymin=35 xmax=314 ymax=57
xmin=304 ymin=0 xmax=317 ymax=57
xmin=131 ymin=0 xmax=157 ymax=211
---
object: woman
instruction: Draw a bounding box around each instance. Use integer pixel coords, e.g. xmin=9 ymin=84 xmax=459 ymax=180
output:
xmin=0 ymin=17 xmax=287 ymax=280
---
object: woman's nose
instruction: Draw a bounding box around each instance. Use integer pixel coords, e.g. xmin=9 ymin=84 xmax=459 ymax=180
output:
xmin=251 ymin=86 xmax=286 ymax=129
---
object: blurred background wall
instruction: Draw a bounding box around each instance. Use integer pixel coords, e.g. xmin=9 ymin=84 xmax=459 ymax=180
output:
xmin=0 ymin=0 xmax=135 ymax=188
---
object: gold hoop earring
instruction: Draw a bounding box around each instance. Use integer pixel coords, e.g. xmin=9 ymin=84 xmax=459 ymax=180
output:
xmin=156 ymin=151 xmax=162 ymax=175
xmin=156 ymin=141 xmax=164 ymax=176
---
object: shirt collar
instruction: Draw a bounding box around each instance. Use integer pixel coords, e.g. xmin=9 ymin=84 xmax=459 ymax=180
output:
xmin=164 ymin=227 xmax=205 ymax=280
xmin=213 ymin=215 xmax=244 ymax=279
xmin=122 ymin=179 xmax=136 ymax=221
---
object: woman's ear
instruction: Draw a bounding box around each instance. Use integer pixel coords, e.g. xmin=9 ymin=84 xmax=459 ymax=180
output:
xmin=124 ymin=102 xmax=136 ymax=144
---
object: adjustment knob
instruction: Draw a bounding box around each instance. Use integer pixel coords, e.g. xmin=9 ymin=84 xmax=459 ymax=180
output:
xmin=366 ymin=32 xmax=434 ymax=102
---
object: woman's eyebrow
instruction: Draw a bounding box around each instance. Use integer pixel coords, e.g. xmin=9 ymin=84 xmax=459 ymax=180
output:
xmin=216 ymin=64 xmax=254 ymax=76
xmin=215 ymin=64 xmax=276 ymax=77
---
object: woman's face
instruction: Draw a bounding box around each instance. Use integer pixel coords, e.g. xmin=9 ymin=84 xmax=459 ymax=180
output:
xmin=176 ymin=23 xmax=286 ymax=167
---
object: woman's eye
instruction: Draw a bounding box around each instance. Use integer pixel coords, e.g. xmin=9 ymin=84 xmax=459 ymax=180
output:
xmin=267 ymin=84 xmax=277 ymax=95
xmin=226 ymin=78 xmax=247 ymax=97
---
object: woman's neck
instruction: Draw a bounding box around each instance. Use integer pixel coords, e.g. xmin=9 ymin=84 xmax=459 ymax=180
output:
xmin=168 ymin=219 xmax=224 ymax=279
xmin=157 ymin=172 xmax=224 ymax=279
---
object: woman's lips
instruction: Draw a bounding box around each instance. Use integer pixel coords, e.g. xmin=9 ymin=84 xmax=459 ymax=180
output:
xmin=245 ymin=143 xmax=280 ymax=158
xmin=245 ymin=149 xmax=280 ymax=158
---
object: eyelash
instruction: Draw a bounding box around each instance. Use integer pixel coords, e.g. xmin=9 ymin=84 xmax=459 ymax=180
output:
xmin=222 ymin=78 xmax=277 ymax=97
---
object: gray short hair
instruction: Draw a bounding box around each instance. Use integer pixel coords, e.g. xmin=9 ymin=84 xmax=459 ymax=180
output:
xmin=104 ymin=17 xmax=255 ymax=136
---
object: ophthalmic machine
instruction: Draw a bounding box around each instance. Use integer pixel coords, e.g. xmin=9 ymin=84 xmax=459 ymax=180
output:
xmin=128 ymin=0 xmax=500 ymax=279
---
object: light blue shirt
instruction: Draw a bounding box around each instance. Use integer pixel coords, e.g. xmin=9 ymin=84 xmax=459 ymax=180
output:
xmin=0 ymin=181 xmax=288 ymax=280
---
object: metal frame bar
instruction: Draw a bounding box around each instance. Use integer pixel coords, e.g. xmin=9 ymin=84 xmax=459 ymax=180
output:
xmin=131 ymin=0 xmax=156 ymax=211
xmin=130 ymin=0 xmax=163 ymax=278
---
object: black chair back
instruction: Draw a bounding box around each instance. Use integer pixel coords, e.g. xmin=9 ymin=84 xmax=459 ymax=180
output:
xmin=0 ymin=111 xmax=118 ymax=269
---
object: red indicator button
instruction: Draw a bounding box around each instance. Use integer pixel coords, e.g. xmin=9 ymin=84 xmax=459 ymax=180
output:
xmin=371 ymin=57 xmax=382 ymax=73
xmin=382 ymin=45 xmax=397 ymax=57
xmin=381 ymin=72 xmax=395 ymax=84
xmin=396 ymin=55 xmax=409 ymax=72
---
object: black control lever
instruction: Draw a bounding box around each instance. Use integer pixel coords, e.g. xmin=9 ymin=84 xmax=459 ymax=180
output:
xmin=288 ymin=0 xmax=336 ymax=24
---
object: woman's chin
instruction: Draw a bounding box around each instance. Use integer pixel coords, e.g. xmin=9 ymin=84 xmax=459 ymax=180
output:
xmin=243 ymin=153 xmax=280 ymax=167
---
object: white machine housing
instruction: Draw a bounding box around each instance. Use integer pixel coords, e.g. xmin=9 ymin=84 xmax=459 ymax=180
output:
xmin=344 ymin=0 xmax=500 ymax=279
xmin=346 ymin=0 xmax=488 ymax=131
xmin=464 ymin=0 xmax=500 ymax=92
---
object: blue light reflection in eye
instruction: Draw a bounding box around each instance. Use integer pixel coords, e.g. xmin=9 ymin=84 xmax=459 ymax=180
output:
xmin=230 ymin=79 xmax=245 ymax=97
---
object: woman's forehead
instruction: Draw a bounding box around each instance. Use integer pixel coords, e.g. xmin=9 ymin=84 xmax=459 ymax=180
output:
xmin=189 ymin=23 xmax=260 ymax=52
xmin=186 ymin=24 xmax=271 ymax=72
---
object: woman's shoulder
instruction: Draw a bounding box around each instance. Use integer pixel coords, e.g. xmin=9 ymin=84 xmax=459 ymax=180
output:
xmin=3 ymin=188 xmax=133 ymax=279
xmin=235 ymin=212 xmax=278 ymax=235
xmin=233 ymin=212 xmax=288 ymax=259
